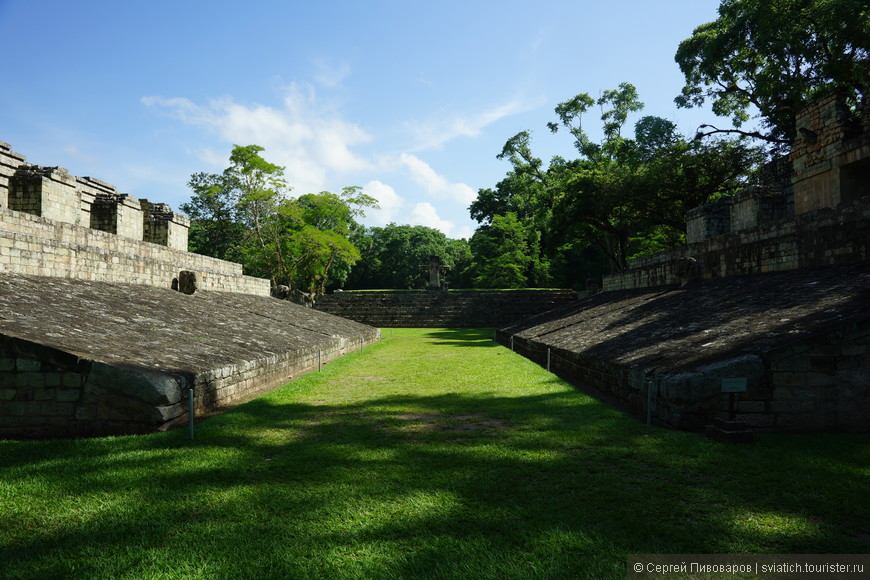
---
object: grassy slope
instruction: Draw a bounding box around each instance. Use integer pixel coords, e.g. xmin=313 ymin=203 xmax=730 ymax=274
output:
xmin=0 ymin=328 xmax=867 ymax=579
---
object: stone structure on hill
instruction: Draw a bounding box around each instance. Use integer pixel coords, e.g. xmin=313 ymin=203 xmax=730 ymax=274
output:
xmin=0 ymin=141 xmax=379 ymax=438
xmin=0 ymin=142 xmax=269 ymax=295
xmin=604 ymin=92 xmax=869 ymax=292
xmin=498 ymin=91 xmax=870 ymax=433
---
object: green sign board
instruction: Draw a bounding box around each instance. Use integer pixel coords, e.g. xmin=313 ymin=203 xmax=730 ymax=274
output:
xmin=721 ymin=378 xmax=748 ymax=393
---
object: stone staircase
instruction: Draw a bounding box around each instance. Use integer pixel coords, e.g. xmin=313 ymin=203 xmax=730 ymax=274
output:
xmin=314 ymin=289 xmax=579 ymax=328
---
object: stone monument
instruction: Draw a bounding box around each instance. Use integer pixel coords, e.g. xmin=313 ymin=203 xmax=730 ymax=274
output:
xmin=425 ymin=255 xmax=448 ymax=290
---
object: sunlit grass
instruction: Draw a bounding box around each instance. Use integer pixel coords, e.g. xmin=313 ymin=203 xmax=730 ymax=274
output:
xmin=1 ymin=328 xmax=868 ymax=579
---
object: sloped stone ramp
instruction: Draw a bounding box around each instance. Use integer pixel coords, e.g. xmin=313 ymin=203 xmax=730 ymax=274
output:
xmin=0 ymin=274 xmax=379 ymax=438
xmin=498 ymin=263 xmax=870 ymax=432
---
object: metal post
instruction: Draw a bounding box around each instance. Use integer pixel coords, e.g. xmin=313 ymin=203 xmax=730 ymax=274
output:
xmin=510 ymin=336 xmax=514 ymax=351
xmin=188 ymin=388 xmax=195 ymax=441
xmin=547 ymin=348 xmax=551 ymax=372
xmin=646 ymin=377 xmax=653 ymax=427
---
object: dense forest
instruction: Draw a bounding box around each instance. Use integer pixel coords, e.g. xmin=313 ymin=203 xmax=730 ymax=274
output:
xmin=183 ymin=0 xmax=868 ymax=296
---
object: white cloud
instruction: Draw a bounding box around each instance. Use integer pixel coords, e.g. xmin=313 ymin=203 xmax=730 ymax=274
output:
xmin=142 ymin=83 xmax=372 ymax=195
xmin=312 ymin=57 xmax=351 ymax=88
xmin=399 ymin=153 xmax=476 ymax=206
xmin=406 ymin=97 xmax=541 ymax=150
xmin=408 ymin=202 xmax=455 ymax=236
xmin=362 ymin=180 xmax=403 ymax=226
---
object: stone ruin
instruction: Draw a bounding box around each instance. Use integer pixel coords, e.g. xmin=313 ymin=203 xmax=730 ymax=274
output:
xmin=499 ymin=91 xmax=870 ymax=435
xmin=0 ymin=142 xmax=379 ymax=438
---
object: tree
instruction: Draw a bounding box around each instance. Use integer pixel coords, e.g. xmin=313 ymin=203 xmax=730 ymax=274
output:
xmin=182 ymin=171 xmax=246 ymax=262
xmin=183 ymin=145 xmax=376 ymax=299
xmin=472 ymin=83 xmax=761 ymax=277
xmin=675 ymin=0 xmax=870 ymax=147
xmin=468 ymin=213 xmax=547 ymax=288
xmin=345 ymin=224 xmax=469 ymax=289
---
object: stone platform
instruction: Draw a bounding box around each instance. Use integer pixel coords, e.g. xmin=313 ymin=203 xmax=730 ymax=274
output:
xmin=314 ymin=289 xmax=578 ymax=328
xmin=0 ymin=274 xmax=379 ymax=438
xmin=498 ymin=263 xmax=870 ymax=432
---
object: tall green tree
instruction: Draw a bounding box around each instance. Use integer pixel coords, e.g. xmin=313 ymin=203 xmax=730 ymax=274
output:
xmin=468 ymin=212 xmax=548 ymax=288
xmin=471 ymin=83 xmax=760 ymax=278
xmin=182 ymin=171 xmax=246 ymax=263
xmin=183 ymin=145 xmax=376 ymax=299
xmin=675 ymin=0 xmax=870 ymax=147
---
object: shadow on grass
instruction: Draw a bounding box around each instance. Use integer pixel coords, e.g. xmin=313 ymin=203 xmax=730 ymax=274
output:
xmin=421 ymin=328 xmax=499 ymax=347
xmin=2 ymin=385 xmax=869 ymax=578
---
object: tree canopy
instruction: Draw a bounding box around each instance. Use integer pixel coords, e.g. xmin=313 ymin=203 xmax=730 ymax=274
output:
xmin=346 ymin=224 xmax=472 ymax=289
xmin=471 ymin=83 xmax=761 ymax=281
xmin=675 ymin=0 xmax=870 ymax=147
xmin=183 ymin=145 xmax=377 ymax=299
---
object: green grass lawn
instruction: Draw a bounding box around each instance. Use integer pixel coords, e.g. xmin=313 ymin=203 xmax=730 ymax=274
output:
xmin=1 ymin=328 xmax=868 ymax=579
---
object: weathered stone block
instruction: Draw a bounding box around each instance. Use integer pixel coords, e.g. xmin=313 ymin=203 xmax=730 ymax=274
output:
xmin=806 ymin=372 xmax=837 ymax=387
xmin=16 ymin=359 xmax=41 ymax=372
xmin=88 ymin=362 xmax=184 ymax=406
xmin=56 ymin=389 xmax=81 ymax=402
xmin=1 ymin=402 xmax=29 ymax=416
xmin=75 ymin=406 xmax=96 ymax=420
xmin=773 ymin=372 xmax=806 ymax=387
xmin=39 ymin=402 xmax=73 ymax=416
xmin=96 ymin=395 xmax=182 ymax=423
xmin=34 ymin=389 xmax=55 ymax=401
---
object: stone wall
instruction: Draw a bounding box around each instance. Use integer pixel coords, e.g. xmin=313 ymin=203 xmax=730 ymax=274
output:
xmin=1 ymin=142 xmax=190 ymax=250
xmin=604 ymin=196 xmax=870 ymax=291
xmin=315 ymin=289 xmax=579 ymax=328
xmin=0 ymin=333 xmax=374 ymax=438
xmin=0 ymin=141 xmax=270 ymax=296
xmin=0 ymin=142 xmax=26 ymax=208
xmin=9 ymin=165 xmax=81 ymax=224
xmin=0 ymin=207 xmax=270 ymax=295
xmin=792 ymin=91 xmax=870 ymax=214
xmin=618 ymin=92 xmax=869 ymax=293
xmin=765 ymin=323 xmax=870 ymax=431
xmin=686 ymin=198 xmax=732 ymax=244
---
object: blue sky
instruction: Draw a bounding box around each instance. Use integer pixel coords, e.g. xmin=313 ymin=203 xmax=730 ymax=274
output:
xmin=0 ymin=0 xmax=726 ymax=239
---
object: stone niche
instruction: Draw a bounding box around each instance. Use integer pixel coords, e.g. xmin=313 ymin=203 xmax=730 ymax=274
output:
xmin=90 ymin=193 xmax=144 ymax=240
xmin=140 ymin=200 xmax=190 ymax=250
xmin=9 ymin=165 xmax=81 ymax=225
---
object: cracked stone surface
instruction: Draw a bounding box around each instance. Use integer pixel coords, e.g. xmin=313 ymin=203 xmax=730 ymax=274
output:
xmin=501 ymin=262 xmax=870 ymax=373
xmin=0 ymin=273 xmax=378 ymax=374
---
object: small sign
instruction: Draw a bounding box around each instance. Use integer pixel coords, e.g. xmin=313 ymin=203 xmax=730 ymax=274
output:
xmin=721 ymin=377 xmax=748 ymax=393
